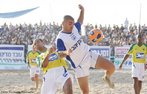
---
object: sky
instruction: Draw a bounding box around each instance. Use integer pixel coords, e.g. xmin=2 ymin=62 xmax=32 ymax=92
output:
xmin=0 ymin=0 xmax=147 ymax=26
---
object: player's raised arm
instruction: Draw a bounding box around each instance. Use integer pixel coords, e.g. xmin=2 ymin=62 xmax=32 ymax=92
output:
xmin=77 ymin=4 xmax=84 ymax=25
xmin=42 ymin=46 xmax=54 ymax=68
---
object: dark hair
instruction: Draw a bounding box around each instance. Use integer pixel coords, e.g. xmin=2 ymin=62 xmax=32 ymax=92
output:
xmin=63 ymin=15 xmax=74 ymax=21
xmin=33 ymin=39 xmax=43 ymax=45
xmin=137 ymin=34 xmax=142 ymax=38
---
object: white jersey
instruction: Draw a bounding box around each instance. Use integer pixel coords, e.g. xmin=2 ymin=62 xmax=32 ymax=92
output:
xmin=55 ymin=22 xmax=89 ymax=68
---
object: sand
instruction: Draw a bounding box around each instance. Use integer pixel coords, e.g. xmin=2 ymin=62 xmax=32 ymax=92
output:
xmin=0 ymin=69 xmax=147 ymax=94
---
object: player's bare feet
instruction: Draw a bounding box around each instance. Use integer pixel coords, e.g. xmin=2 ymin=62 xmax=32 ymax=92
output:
xmin=102 ymin=76 xmax=115 ymax=89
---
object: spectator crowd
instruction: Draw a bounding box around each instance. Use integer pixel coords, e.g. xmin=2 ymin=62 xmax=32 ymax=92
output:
xmin=0 ymin=22 xmax=147 ymax=47
xmin=0 ymin=22 xmax=61 ymax=45
xmin=84 ymin=23 xmax=147 ymax=46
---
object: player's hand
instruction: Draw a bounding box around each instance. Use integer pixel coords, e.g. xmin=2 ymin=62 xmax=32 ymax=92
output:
xmin=48 ymin=46 xmax=54 ymax=54
xmin=58 ymin=52 xmax=67 ymax=58
xmin=67 ymin=49 xmax=72 ymax=55
xmin=78 ymin=4 xmax=84 ymax=11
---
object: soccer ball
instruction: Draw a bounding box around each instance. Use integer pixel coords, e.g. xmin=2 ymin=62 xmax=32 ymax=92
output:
xmin=88 ymin=28 xmax=104 ymax=44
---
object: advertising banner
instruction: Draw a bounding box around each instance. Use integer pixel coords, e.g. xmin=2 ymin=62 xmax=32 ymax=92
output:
xmin=114 ymin=46 xmax=132 ymax=69
xmin=89 ymin=46 xmax=110 ymax=60
xmin=0 ymin=45 xmax=27 ymax=70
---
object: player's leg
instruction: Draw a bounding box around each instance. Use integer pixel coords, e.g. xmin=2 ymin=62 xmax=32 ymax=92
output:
xmin=30 ymin=67 xmax=37 ymax=90
xmin=132 ymin=63 xmax=145 ymax=94
xmin=63 ymin=78 xmax=73 ymax=94
xmin=77 ymin=76 xmax=89 ymax=94
xmin=133 ymin=77 xmax=139 ymax=94
xmin=41 ymin=73 xmax=56 ymax=94
xmin=132 ymin=63 xmax=140 ymax=94
xmin=57 ymin=66 xmax=73 ymax=94
xmin=95 ymin=55 xmax=115 ymax=88
xmin=138 ymin=81 xmax=142 ymax=94
xmin=34 ymin=67 xmax=40 ymax=90
xmin=41 ymin=81 xmax=56 ymax=94
xmin=34 ymin=74 xmax=39 ymax=90
xmin=137 ymin=63 xmax=144 ymax=94
xmin=95 ymin=56 xmax=115 ymax=78
xmin=75 ymin=56 xmax=91 ymax=94
xmin=30 ymin=68 xmax=34 ymax=81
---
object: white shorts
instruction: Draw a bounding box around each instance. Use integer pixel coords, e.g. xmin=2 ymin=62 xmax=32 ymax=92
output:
xmin=74 ymin=51 xmax=99 ymax=78
xmin=30 ymin=66 xmax=40 ymax=78
xmin=41 ymin=66 xmax=70 ymax=94
xmin=132 ymin=63 xmax=145 ymax=81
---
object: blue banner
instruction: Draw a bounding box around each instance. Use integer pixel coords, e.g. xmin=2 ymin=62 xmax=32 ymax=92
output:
xmin=0 ymin=7 xmax=39 ymax=18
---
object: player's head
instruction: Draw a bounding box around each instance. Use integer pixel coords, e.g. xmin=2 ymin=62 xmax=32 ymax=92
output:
xmin=32 ymin=44 xmax=37 ymax=52
xmin=62 ymin=15 xmax=75 ymax=31
xmin=33 ymin=39 xmax=44 ymax=50
xmin=137 ymin=34 xmax=143 ymax=43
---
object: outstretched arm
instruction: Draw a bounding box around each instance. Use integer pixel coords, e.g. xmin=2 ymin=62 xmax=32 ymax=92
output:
xmin=77 ymin=4 xmax=84 ymax=25
xmin=58 ymin=49 xmax=72 ymax=58
xmin=119 ymin=54 xmax=130 ymax=70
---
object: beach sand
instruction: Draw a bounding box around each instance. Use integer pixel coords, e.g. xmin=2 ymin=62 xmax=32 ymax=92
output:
xmin=0 ymin=69 xmax=147 ymax=94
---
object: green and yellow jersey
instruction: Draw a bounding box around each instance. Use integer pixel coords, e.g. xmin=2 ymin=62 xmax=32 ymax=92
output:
xmin=127 ymin=44 xmax=147 ymax=63
xmin=36 ymin=50 xmax=67 ymax=74
xmin=26 ymin=51 xmax=40 ymax=67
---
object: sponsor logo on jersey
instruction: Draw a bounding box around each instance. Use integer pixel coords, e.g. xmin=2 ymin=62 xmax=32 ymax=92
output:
xmin=31 ymin=59 xmax=36 ymax=63
xmin=48 ymin=53 xmax=58 ymax=61
xmin=71 ymin=39 xmax=82 ymax=51
xmin=136 ymin=53 xmax=144 ymax=59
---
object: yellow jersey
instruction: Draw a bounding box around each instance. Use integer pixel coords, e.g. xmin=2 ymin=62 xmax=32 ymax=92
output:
xmin=127 ymin=44 xmax=147 ymax=63
xmin=36 ymin=51 xmax=67 ymax=74
xmin=26 ymin=51 xmax=40 ymax=67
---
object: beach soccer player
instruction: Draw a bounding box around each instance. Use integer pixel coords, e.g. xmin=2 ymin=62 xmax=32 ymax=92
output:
xmin=26 ymin=44 xmax=40 ymax=90
xmin=55 ymin=4 xmax=115 ymax=94
xmin=33 ymin=39 xmax=73 ymax=94
xmin=119 ymin=34 xmax=147 ymax=94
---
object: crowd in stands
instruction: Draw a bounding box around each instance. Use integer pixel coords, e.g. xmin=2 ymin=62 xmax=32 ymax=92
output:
xmin=84 ymin=23 xmax=147 ymax=46
xmin=0 ymin=22 xmax=61 ymax=45
xmin=0 ymin=22 xmax=147 ymax=47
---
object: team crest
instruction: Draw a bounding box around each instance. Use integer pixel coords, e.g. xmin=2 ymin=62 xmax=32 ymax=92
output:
xmin=70 ymin=33 xmax=76 ymax=40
